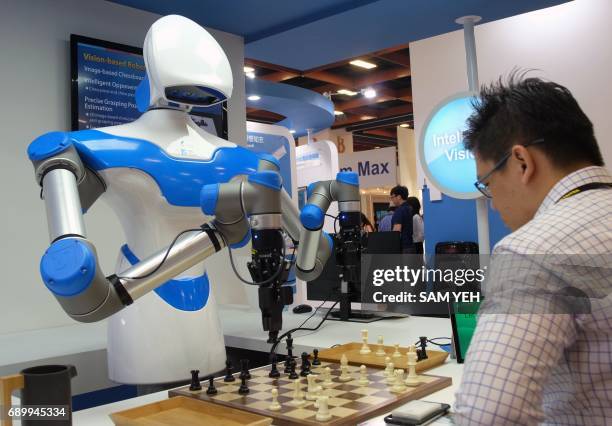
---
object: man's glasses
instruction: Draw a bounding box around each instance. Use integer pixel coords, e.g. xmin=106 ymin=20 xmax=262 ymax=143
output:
xmin=474 ymin=138 xmax=545 ymax=198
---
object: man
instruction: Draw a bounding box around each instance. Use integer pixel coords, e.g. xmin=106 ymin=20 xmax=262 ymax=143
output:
xmin=455 ymin=74 xmax=612 ymax=425
xmin=389 ymin=185 xmax=414 ymax=253
xmin=377 ymin=205 xmax=395 ymax=231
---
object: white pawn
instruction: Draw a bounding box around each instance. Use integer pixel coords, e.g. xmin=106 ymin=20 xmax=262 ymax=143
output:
xmin=391 ymin=369 xmax=407 ymax=393
xmin=383 ymin=357 xmax=392 ymax=377
xmin=339 ymin=364 xmax=352 ymax=382
xmin=375 ymin=335 xmax=386 ymax=356
xmin=289 ymin=378 xmax=306 ymax=407
xmin=315 ymin=395 xmax=332 ymax=421
xmin=405 ymin=350 xmax=420 ymax=387
xmin=359 ymin=329 xmax=371 ymax=355
xmin=358 ymin=365 xmax=369 ymax=386
xmin=322 ymin=367 xmax=333 ymax=388
xmin=340 ymin=353 xmax=349 ymax=367
xmin=392 ymin=343 xmax=402 ymax=358
xmin=268 ymin=388 xmax=281 ymax=411
xmin=385 ymin=362 xmax=396 ymax=384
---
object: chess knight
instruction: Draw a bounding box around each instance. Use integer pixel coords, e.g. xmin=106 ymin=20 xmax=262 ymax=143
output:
xmin=27 ymin=15 xmax=359 ymax=385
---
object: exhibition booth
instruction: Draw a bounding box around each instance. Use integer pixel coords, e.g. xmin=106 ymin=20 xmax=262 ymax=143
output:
xmin=1 ymin=0 xmax=611 ymax=425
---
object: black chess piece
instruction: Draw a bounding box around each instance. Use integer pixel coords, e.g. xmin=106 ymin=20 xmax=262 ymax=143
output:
xmin=224 ymin=360 xmax=236 ymax=382
xmin=238 ymin=375 xmax=249 ymax=395
xmin=417 ymin=336 xmax=428 ymax=361
xmin=312 ymin=348 xmax=321 ymax=366
xmin=189 ymin=370 xmax=201 ymax=391
xmin=206 ymin=376 xmax=218 ymax=395
xmin=284 ymin=334 xmax=294 ymax=373
xmin=269 ymin=354 xmax=280 ymax=379
xmin=300 ymin=352 xmax=311 ymax=377
xmin=288 ymin=358 xmax=299 ymax=380
xmin=240 ymin=359 xmax=251 ymax=380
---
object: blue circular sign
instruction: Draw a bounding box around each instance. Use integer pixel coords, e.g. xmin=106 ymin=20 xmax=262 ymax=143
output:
xmin=419 ymin=92 xmax=481 ymax=199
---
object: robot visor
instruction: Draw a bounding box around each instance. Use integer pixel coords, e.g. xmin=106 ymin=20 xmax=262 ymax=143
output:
xmin=164 ymin=85 xmax=226 ymax=106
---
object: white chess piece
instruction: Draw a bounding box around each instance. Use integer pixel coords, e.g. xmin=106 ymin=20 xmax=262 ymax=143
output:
xmin=405 ymin=350 xmax=420 ymax=387
xmin=341 ymin=353 xmax=349 ymax=367
xmin=306 ymin=374 xmax=321 ymax=400
xmin=268 ymin=388 xmax=281 ymax=411
xmin=375 ymin=335 xmax=386 ymax=356
xmin=322 ymin=367 xmax=333 ymax=388
xmin=383 ymin=357 xmax=392 ymax=377
xmin=391 ymin=369 xmax=407 ymax=393
xmin=315 ymin=395 xmax=332 ymax=421
xmin=392 ymin=343 xmax=402 ymax=358
xmin=359 ymin=329 xmax=371 ymax=355
xmin=385 ymin=362 xmax=395 ymax=384
xmin=289 ymin=378 xmax=307 ymax=407
xmin=358 ymin=364 xmax=370 ymax=386
xmin=339 ymin=364 xmax=352 ymax=382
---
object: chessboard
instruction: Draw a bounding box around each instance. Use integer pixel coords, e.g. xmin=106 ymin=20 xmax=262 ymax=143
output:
xmin=170 ymin=362 xmax=451 ymax=426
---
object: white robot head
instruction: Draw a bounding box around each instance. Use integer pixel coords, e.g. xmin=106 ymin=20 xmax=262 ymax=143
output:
xmin=142 ymin=15 xmax=233 ymax=109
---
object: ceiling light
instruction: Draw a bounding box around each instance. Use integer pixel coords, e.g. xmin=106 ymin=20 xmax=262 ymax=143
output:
xmin=246 ymin=72 xmax=255 ymax=79
xmin=247 ymin=95 xmax=261 ymax=101
xmin=400 ymin=123 xmax=410 ymax=128
xmin=337 ymin=89 xmax=358 ymax=96
xmin=244 ymin=66 xmax=255 ymax=73
xmin=350 ymin=59 xmax=377 ymax=69
xmin=289 ymin=130 xmax=296 ymax=134
xmin=334 ymin=110 xmax=344 ymax=116
xmin=362 ymin=88 xmax=376 ymax=98
xmin=361 ymin=115 xmax=375 ymax=120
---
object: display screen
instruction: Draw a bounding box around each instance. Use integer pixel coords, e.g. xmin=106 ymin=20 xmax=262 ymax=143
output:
xmin=70 ymin=34 xmax=226 ymax=137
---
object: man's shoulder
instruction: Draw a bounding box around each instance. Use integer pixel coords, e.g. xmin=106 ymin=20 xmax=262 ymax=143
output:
xmin=495 ymin=190 xmax=612 ymax=255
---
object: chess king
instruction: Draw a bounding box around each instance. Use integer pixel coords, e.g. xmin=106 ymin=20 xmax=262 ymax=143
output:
xmin=27 ymin=14 xmax=357 ymax=386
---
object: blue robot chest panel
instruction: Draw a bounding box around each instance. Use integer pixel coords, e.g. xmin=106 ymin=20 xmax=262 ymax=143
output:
xmin=71 ymin=129 xmax=260 ymax=207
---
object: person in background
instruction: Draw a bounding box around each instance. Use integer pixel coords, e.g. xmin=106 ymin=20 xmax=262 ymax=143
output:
xmin=360 ymin=213 xmax=375 ymax=232
xmin=389 ymin=185 xmax=414 ymax=253
xmin=377 ymin=205 xmax=396 ymax=231
xmin=406 ymin=197 xmax=424 ymax=254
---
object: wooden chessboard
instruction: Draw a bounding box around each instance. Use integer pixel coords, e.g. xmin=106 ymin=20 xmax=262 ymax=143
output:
xmin=316 ymin=343 xmax=449 ymax=372
xmin=169 ymin=361 xmax=451 ymax=426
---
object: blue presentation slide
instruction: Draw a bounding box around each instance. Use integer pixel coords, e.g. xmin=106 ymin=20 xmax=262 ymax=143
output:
xmin=76 ymin=42 xmax=145 ymax=130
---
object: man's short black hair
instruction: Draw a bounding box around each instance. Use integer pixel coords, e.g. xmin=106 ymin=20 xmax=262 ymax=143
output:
xmin=390 ymin=185 xmax=409 ymax=200
xmin=463 ymin=71 xmax=604 ymax=168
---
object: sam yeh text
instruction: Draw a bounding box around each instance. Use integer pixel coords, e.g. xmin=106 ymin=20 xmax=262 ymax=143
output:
xmin=372 ymin=291 xmax=481 ymax=303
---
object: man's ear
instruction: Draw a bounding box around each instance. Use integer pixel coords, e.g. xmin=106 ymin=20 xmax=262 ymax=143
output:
xmin=512 ymin=145 xmax=535 ymax=185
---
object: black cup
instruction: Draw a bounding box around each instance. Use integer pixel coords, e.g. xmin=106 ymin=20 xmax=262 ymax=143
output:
xmin=19 ymin=365 xmax=77 ymax=426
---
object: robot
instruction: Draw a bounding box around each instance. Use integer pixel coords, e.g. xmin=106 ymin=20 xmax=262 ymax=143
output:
xmin=27 ymin=15 xmax=360 ymax=386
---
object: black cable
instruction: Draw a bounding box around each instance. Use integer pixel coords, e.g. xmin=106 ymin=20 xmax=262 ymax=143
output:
xmin=413 ymin=337 xmax=452 ymax=347
xmin=269 ymin=299 xmax=340 ymax=357
xmin=325 ymin=213 xmax=339 ymax=234
xmin=117 ymin=228 xmax=202 ymax=280
xmin=215 ymin=228 xmax=288 ymax=286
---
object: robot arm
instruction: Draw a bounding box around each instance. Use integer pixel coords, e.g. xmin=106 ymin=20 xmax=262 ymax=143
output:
xmin=295 ymin=172 xmax=361 ymax=281
xmin=28 ymin=132 xmax=284 ymax=324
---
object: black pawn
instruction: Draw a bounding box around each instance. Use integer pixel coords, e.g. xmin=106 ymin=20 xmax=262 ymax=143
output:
xmin=189 ymin=370 xmax=201 ymax=391
xmin=238 ymin=375 xmax=249 ymax=395
xmin=224 ymin=360 xmax=236 ymax=382
xmin=300 ymin=352 xmax=311 ymax=377
xmin=240 ymin=359 xmax=251 ymax=380
xmin=417 ymin=336 xmax=428 ymax=361
xmin=269 ymin=355 xmax=280 ymax=379
xmin=206 ymin=376 xmax=217 ymax=395
xmin=288 ymin=358 xmax=299 ymax=380
xmin=312 ymin=348 xmax=321 ymax=366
